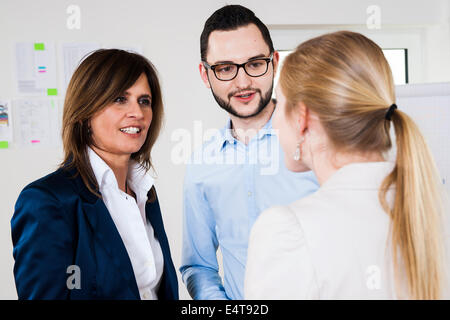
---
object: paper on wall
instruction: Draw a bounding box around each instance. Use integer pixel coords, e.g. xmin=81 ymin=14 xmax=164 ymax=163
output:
xmin=60 ymin=42 xmax=100 ymax=92
xmin=0 ymin=99 xmax=13 ymax=149
xmin=14 ymin=42 xmax=58 ymax=96
xmin=13 ymin=98 xmax=61 ymax=147
xmin=104 ymin=45 xmax=143 ymax=55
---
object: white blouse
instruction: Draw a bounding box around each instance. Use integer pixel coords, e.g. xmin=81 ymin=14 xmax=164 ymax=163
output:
xmin=88 ymin=147 xmax=164 ymax=300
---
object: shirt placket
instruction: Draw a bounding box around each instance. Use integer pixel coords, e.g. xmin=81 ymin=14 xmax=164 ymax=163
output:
xmin=245 ymin=139 xmax=258 ymax=231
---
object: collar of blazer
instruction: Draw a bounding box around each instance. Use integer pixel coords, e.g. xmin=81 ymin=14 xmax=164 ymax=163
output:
xmin=61 ymin=160 xmax=178 ymax=299
xmin=60 ymin=163 xmax=141 ymax=298
xmin=60 ymin=158 xmax=99 ymax=204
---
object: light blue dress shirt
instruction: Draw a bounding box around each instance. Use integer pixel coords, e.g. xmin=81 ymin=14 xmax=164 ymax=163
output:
xmin=180 ymin=113 xmax=319 ymax=300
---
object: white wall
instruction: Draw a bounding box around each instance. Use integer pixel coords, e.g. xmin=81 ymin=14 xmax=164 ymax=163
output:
xmin=0 ymin=0 xmax=449 ymax=300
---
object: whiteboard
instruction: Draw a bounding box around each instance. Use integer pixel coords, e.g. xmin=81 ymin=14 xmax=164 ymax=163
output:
xmin=394 ymin=82 xmax=450 ymax=192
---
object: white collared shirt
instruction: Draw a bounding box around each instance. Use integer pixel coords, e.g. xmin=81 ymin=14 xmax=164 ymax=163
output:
xmin=88 ymin=147 xmax=164 ymax=300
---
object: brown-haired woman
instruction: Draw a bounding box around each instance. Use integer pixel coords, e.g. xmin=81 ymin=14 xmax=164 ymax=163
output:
xmin=11 ymin=49 xmax=178 ymax=300
xmin=245 ymin=31 xmax=448 ymax=299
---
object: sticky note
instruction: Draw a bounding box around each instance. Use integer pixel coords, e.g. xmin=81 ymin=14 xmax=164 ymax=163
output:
xmin=47 ymin=88 xmax=58 ymax=96
xmin=0 ymin=141 xmax=8 ymax=149
xmin=34 ymin=43 xmax=45 ymax=50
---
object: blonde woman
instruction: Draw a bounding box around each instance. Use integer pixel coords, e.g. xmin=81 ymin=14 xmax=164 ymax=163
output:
xmin=244 ymin=31 xmax=448 ymax=299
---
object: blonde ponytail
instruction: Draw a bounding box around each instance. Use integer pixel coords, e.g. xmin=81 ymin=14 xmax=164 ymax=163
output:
xmin=380 ymin=110 xmax=445 ymax=299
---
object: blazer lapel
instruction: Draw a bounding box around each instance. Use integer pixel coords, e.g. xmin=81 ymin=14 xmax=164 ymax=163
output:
xmin=145 ymin=191 xmax=178 ymax=299
xmin=70 ymin=169 xmax=140 ymax=299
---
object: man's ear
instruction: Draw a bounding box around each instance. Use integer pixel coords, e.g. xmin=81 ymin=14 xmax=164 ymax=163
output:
xmin=199 ymin=62 xmax=211 ymax=89
xmin=272 ymin=50 xmax=280 ymax=76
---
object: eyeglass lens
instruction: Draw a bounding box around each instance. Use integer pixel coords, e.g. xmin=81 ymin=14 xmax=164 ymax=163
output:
xmin=214 ymin=59 xmax=269 ymax=80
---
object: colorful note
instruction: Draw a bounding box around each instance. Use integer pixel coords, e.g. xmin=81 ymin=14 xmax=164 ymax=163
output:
xmin=0 ymin=100 xmax=13 ymax=147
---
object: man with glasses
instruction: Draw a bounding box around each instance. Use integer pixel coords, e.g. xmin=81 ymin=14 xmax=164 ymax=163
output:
xmin=180 ymin=5 xmax=319 ymax=300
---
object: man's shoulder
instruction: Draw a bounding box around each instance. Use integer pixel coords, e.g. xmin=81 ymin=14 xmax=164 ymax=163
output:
xmin=186 ymin=128 xmax=228 ymax=165
xmin=191 ymin=133 xmax=224 ymax=157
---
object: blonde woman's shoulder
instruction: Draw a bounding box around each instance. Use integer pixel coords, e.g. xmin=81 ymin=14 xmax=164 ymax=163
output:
xmin=249 ymin=189 xmax=333 ymax=253
xmin=252 ymin=205 xmax=299 ymax=236
xmin=246 ymin=203 xmax=319 ymax=299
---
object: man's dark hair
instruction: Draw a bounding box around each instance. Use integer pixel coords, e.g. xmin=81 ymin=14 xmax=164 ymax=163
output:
xmin=200 ymin=5 xmax=274 ymax=62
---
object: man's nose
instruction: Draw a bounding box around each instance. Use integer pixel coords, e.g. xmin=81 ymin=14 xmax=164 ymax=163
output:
xmin=233 ymin=65 xmax=252 ymax=88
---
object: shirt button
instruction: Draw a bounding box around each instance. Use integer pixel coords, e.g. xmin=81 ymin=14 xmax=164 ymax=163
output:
xmin=248 ymin=191 xmax=252 ymax=197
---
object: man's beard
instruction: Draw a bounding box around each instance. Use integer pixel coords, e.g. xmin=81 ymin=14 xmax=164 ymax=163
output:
xmin=210 ymin=81 xmax=274 ymax=119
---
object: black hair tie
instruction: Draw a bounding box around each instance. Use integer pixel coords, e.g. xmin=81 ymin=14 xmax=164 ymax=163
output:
xmin=385 ymin=104 xmax=397 ymax=121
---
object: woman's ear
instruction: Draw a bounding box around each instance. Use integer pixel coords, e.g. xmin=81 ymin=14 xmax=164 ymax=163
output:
xmin=83 ymin=119 xmax=92 ymax=135
xmin=297 ymin=101 xmax=309 ymax=137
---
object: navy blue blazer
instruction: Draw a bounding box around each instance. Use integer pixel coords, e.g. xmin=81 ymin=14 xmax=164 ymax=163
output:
xmin=11 ymin=166 xmax=178 ymax=300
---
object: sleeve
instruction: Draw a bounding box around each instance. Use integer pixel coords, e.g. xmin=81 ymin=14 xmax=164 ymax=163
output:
xmin=244 ymin=206 xmax=319 ymax=299
xmin=179 ymin=165 xmax=228 ymax=300
xmin=11 ymin=185 xmax=75 ymax=299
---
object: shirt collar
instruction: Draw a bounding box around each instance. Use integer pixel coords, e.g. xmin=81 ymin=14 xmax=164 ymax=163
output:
xmin=88 ymin=146 xmax=116 ymax=190
xmin=218 ymin=102 xmax=276 ymax=152
xmin=87 ymin=147 xmax=154 ymax=193
xmin=127 ymin=161 xmax=154 ymax=194
xmin=320 ymin=161 xmax=396 ymax=191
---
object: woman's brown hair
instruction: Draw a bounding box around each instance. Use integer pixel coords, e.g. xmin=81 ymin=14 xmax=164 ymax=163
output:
xmin=61 ymin=49 xmax=164 ymax=201
xmin=280 ymin=31 xmax=446 ymax=299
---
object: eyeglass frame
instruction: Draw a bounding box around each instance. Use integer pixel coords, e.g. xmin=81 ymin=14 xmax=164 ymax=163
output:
xmin=202 ymin=53 xmax=274 ymax=81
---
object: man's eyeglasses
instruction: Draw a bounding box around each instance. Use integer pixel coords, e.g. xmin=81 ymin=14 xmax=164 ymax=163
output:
xmin=203 ymin=54 xmax=274 ymax=81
